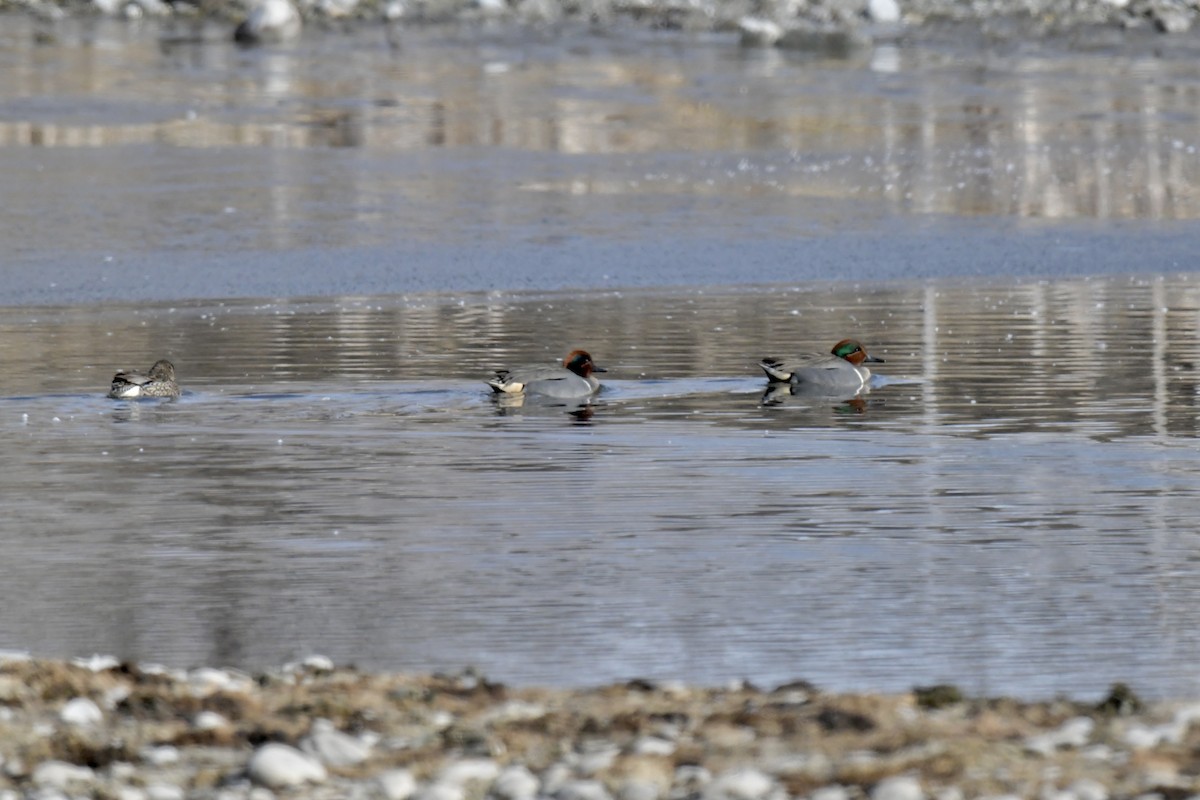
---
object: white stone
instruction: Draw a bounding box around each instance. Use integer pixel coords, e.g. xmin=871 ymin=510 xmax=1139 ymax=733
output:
xmin=416 ymin=782 xmax=466 ymax=800
xmin=871 ymin=776 xmax=924 ymax=800
xmin=557 ymin=780 xmax=613 ymax=800
xmin=72 ymin=654 xmax=119 ymax=672
xmin=738 ymin=17 xmax=782 ymax=47
xmin=247 ymin=743 xmax=327 ymax=789
xmin=60 ymin=698 xmax=103 ymax=727
xmin=439 ymin=758 xmax=500 ymax=787
xmin=116 ymin=787 xmax=148 ymax=800
xmin=574 ymin=744 xmax=620 ymax=775
xmin=233 ymin=0 xmax=302 ymax=45
xmin=1067 ymin=780 xmax=1108 ymax=800
xmin=542 ymin=764 xmax=573 ymax=795
xmin=703 ymin=769 xmax=776 ymax=800
xmin=189 ymin=668 xmax=236 ymax=695
xmin=491 ymin=765 xmax=539 ymax=800
xmin=811 ymin=788 xmax=851 ymax=800
xmin=673 ymin=766 xmax=712 ymax=793
xmin=377 ymin=769 xmax=418 ymax=800
xmin=1026 ymin=717 xmax=1094 ymax=755
xmin=32 ymin=760 xmax=96 ymax=789
xmin=103 ymin=686 xmax=130 ymax=710
xmin=620 ymin=781 xmax=661 ymax=800
xmin=140 ymin=746 xmax=180 ymax=766
xmin=865 ymin=0 xmax=900 ymax=22
xmin=935 ymin=788 xmax=963 ymax=800
xmin=146 ymin=785 xmax=186 ymax=800
xmin=632 ymin=737 xmax=676 ymax=757
xmin=195 ymin=711 xmax=229 ymax=731
xmin=484 ymin=701 xmax=547 ymax=725
xmin=302 ymin=719 xmax=371 ymax=767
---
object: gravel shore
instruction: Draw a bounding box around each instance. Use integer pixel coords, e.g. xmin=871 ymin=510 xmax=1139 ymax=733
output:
xmin=1 ymin=654 xmax=1198 ymax=800
xmin=4 ymin=0 xmax=1200 ymax=45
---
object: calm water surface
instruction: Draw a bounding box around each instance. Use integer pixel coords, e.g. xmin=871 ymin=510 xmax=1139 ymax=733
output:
xmin=6 ymin=13 xmax=1200 ymax=697
xmin=3 ymin=277 xmax=1200 ymax=698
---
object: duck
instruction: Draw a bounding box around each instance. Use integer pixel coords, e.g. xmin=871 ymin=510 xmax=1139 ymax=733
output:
xmin=107 ymin=359 xmax=181 ymax=399
xmin=487 ymin=349 xmax=606 ymax=399
xmin=759 ymin=339 xmax=883 ymax=394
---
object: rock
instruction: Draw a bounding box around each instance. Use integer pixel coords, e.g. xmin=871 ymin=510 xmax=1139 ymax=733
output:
xmin=620 ymin=781 xmax=662 ymax=800
xmin=871 ymin=776 xmax=924 ymax=800
xmin=673 ymin=766 xmax=712 ymax=794
xmin=573 ymin=744 xmax=620 ymax=775
xmin=1025 ymin=717 xmax=1094 ymax=755
xmin=59 ymin=697 xmax=103 ymax=727
xmin=234 ymin=0 xmax=302 ymax=44
xmin=146 ymin=785 xmax=186 ymax=800
xmin=72 ymin=654 xmax=119 ymax=672
xmin=1067 ymin=780 xmax=1108 ymax=800
xmin=439 ymin=758 xmax=501 ymax=788
xmin=378 ymin=769 xmax=418 ymax=800
xmin=246 ymin=743 xmax=327 ymax=789
xmin=302 ymin=719 xmax=371 ymax=768
xmin=703 ymin=769 xmax=776 ymax=800
xmin=483 ymin=701 xmax=547 ymax=725
xmin=491 ymin=765 xmax=539 ymax=800
xmin=810 ymin=788 xmax=851 ymax=800
xmin=557 ymin=780 xmax=614 ymax=800
xmin=140 ymin=745 xmax=180 ymax=766
xmin=632 ymin=737 xmax=676 ymax=757
xmin=1151 ymin=5 xmax=1191 ymax=33
xmin=31 ymin=761 xmax=95 ymax=790
xmin=865 ymin=0 xmax=900 ymax=22
xmin=738 ymin=17 xmax=783 ymax=47
xmin=194 ymin=711 xmax=229 ymax=731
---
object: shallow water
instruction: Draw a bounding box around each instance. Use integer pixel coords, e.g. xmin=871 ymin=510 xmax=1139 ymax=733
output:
xmin=6 ymin=12 xmax=1200 ymax=697
xmin=4 ymin=276 xmax=1200 ymax=698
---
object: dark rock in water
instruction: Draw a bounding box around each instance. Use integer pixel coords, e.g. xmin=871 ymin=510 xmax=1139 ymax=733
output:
xmin=234 ymin=0 xmax=302 ymax=43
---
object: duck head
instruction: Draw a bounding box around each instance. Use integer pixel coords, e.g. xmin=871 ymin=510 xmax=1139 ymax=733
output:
xmin=148 ymin=359 xmax=177 ymax=380
xmin=831 ymin=339 xmax=883 ymax=366
xmin=563 ymin=349 xmax=607 ymax=378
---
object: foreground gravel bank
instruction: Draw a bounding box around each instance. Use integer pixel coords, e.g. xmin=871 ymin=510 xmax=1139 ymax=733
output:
xmin=1 ymin=654 xmax=1197 ymax=800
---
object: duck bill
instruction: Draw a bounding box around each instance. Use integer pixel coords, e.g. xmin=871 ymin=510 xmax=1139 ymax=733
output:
xmin=592 ymin=365 xmax=609 ymax=373
xmin=864 ymin=355 xmax=884 ymax=363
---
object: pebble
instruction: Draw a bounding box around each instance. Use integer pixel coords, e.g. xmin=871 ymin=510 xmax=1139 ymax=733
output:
xmin=871 ymin=776 xmax=925 ymax=800
xmin=377 ymin=769 xmax=418 ymax=800
xmin=194 ymin=711 xmax=229 ymax=731
xmin=233 ymin=0 xmax=301 ymax=42
xmin=140 ymin=745 xmax=180 ymax=766
xmin=1025 ymin=717 xmax=1094 ymax=755
xmin=1067 ymin=780 xmax=1108 ymax=800
xmin=620 ymin=781 xmax=663 ymax=800
xmin=557 ymin=780 xmax=614 ymax=800
xmin=438 ymin=758 xmax=501 ymax=787
xmin=416 ymin=782 xmax=466 ymax=800
xmin=632 ymin=736 xmax=676 ymax=756
xmin=866 ymin=0 xmax=900 ymax=22
xmin=146 ymin=785 xmax=186 ymax=800
xmin=246 ymin=743 xmax=328 ymax=789
xmin=702 ymin=769 xmax=776 ymax=800
xmin=59 ymin=697 xmax=103 ymax=726
xmin=811 ymin=788 xmax=851 ymax=800
xmin=492 ymin=765 xmax=539 ymax=800
xmin=31 ymin=761 xmax=95 ymax=790
xmin=302 ymin=719 xmax=372 ymax=767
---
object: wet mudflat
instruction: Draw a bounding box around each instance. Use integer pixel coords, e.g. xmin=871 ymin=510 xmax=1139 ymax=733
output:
xmin=3 ymin=13 xmax=1200 ymax=700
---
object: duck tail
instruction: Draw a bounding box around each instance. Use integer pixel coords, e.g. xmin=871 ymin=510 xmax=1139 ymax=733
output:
xmin=759 ymin=358 xmax=792 ymax=382
xmin=487 ymin=371 xmax=521 ymax=394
